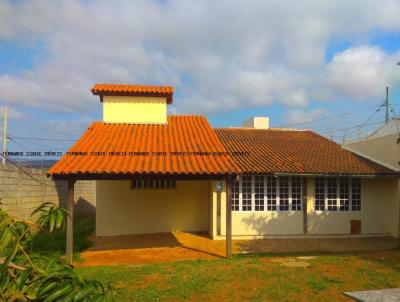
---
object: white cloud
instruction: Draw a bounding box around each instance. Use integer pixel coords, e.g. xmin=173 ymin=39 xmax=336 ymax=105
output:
xmin=325 ymin=46 xmax=400 ymax=100
xmin=0 ymin=0 xmax=400 ymax=116
xmin=283 ymin=108 xmax=326 ymax=126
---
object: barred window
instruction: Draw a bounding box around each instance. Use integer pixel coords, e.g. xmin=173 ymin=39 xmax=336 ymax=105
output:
xmin=266 ymin=176 xmax=277 ymax=211
xmin=279 ymin=177 xmax=289 ymax=211
xmin=314 ymin=177 xmax=361 ymax=212
xmin=327 ymin=178 xmax=337 ymax=211
xmin=230 ymin=175 xmax=303 ymax=212
xmin=314 ymin=177 xmax=325 ymax=211
xmin=241 ymin=175 xmax=252 ymax=211
xmin=254 ymin=175 xmax=265 ymax=211
xmin=351 ymin=179 xmax=361 ymax=211
xmin=132 ymin=178 xmax=176 ymax=189
xmin=232 ymin=178 xmax=240 ymax=211
xmin=339 ymin=179 xmax=349 ymax=211
xmin=291 ymin=177 xmax=302 ymax=211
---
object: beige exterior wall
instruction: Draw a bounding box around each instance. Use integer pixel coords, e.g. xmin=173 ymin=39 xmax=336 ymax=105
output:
xmin=306 ymin=177 xmax=399 ymax=237
xmin=209 ymin=177 xmax=399 ymax=239
xmin=96 ymin=180 xmax=209 ymax=236
xmin=344 ymin=134 xmax=400 ymax=171
xmin=102 ymin=95 xmax=167 ymax=124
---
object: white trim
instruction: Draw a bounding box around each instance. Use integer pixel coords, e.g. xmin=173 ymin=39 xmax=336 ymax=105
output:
xmin=231 ymin=174 xmax=303 ymax=213
xmin=313 ymin=177 xmax=361 ymax=212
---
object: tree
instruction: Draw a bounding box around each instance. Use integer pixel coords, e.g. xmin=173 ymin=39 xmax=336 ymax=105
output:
xmin=0 ymin=202 xmax=112 ymax=301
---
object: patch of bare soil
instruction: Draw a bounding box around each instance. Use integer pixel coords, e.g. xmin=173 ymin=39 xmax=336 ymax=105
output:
xmin=77 ymin=246 xmax=218 ymax=267
xmin=236 ymin=236 xmax=400 ymax=254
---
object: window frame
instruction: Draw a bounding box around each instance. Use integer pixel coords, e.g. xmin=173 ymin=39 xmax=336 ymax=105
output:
xmin=231 ymin=175 xmax=303 ymax=212
xmin=313 ymin=177 xmax=361 ymax=212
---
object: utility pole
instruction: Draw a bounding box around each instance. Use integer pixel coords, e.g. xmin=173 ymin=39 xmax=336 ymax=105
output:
xmin=384 ymin=86 xmax=390 ymax=123
xmin=2 ymin=107 xmax=7 ymax=165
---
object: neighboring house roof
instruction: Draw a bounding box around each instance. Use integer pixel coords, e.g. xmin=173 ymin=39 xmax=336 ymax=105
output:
xmin=48 ymin=116 xmax=239 ymax=177
xmin=215 ymin=128 xmax=396 ymax=175
xmin=367 ymin=118 xmax=400 ymax=139
xmin=91 ymin=84 xmax=174 ymax=104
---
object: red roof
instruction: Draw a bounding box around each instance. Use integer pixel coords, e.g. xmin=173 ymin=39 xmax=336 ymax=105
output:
xmin=215 ymin=128 xmax=396 ymax=175
xmin=48 ymin=116 xmax=239 ymax=177
xmin=92 ymin=84 xmax=174 ymax=104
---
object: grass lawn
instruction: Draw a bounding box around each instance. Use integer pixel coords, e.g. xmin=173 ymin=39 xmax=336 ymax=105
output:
xmin=29 ymin=219 xmax=400 ymax=301
xmin=77 ymin=249 xmax=400 ymax=302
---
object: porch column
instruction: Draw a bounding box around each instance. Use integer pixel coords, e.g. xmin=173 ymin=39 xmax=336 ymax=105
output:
xmin=66 ymin=179 xmax=75 ymax=265
xmin=226 ymin=176 xmax=232 ymax=259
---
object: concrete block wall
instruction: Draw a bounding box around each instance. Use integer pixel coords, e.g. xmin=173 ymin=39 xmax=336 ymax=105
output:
xmin=0 ymin=163 xmax=96 ymax=221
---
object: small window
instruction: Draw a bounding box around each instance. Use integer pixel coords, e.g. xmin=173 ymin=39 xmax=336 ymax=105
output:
xmin=232 ymin=178 xmax=240 ymax=211
xmin=314 ymin=177 xmax=325 ymax=211
xmin=254 ymin=175 xmax=265 ymax=211
xmin=351 ymin=179 xmax=361 ymax=211
xmin=339 ymin=179 xmax=349 ymax=211
xmin=279 ymin=177 xmax=289 ymax=211
xmin=131 ymin=178 xmax=176 ymax=189
xmin=242 ymin=175 xmax=252 ymax=211
xmin=327 ymin=178 xmax=337 ymax=211
xmin=291 ymin=177 xmax=302 ymax=211
xmin=266 ymin=176 xmax=277 ymax=211
xmin=314 ymin=177 xmax=361 ymax=212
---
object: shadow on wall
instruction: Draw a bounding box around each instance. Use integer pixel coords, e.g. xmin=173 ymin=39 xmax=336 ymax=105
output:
xmin=55 ymin=180 xmax=96 ymax=221
xmin=238 ymin=211 xmax=341 ymax=252
xmin=240 ymin=210 xmax=344 ymax=234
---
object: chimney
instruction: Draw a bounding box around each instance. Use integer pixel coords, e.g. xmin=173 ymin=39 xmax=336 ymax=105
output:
xmin=242 ymin=117 xmax=269 ymax=129
xmin=92 ymin=84 xmax=173 ymax=124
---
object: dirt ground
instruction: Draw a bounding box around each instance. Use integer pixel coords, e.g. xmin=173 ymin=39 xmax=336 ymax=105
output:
xmin=76 ymin=232 xmax=399 ymax=267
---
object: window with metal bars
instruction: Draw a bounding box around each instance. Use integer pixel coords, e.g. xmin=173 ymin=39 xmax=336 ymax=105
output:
xmin=339 ymin=178 xmax=350 ymax=211
xmin=314 ymin=177 xmax=361 ymax=212
xmin=291 ymin=177 xmax=302 ymax=211
xmin=266 ymin=176 xmax=277 ymax=211
xmin=351 ymin=179 xmax=361 ymax=211
xmin=230 ymin=175 xmax=303 ymax=212
xmin=254 ymin=175 xmax=265 ymax=211
xmin=232 ymin=178 xmax=240 ymax=211
xmin=131 ymin=178 xmax=176 ymax=189
xmin=241 ymin=175 xmax=252 ymax=211
xmin=314 ymin=177 xmax=325 ymax=211
xmin=327 ymin=178 xmax=337 ymax=211
xmin=279 ymin=177 xmax=289 ymax=211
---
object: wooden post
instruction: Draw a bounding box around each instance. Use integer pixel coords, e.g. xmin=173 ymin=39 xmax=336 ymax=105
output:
xmin=302 ymin=177 xmax=308 ymax=234
xmin=66 ymin=179 xmax=75 ymax=265
xmin=226 ymin=176 xmax=232 ymax=259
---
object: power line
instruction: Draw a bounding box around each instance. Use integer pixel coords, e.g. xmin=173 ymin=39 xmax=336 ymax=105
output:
xmin=10 ymin=136 xmax=76 ymax=142
xmin=345 ymin=107 xmax=381 ymax=138
xmin=319 ymin=120 xmax=385 ymax=135
xmin=11 ymin=137 xmax=65 ymax=151
xmin=277 ymin=105 xmax=380 ymax=128
xmin=0 ymin=152 xmax=55 ymax=188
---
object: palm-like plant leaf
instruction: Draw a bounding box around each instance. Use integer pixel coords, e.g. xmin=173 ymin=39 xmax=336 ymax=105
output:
xmin=0 ymin=201 xmax=112 ymax=301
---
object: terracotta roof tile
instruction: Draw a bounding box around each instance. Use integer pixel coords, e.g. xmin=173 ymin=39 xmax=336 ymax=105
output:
xmin=48 ymin=116 xmax=239 ymax=177
xmin=215 ymin=128 xmax=396 ymax=175
xmin=92 ymin=84 xmax=174 ymax=103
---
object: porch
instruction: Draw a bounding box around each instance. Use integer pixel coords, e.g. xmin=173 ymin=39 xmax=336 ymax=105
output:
xmin=76 ymin=231 xmax=399 ymax=267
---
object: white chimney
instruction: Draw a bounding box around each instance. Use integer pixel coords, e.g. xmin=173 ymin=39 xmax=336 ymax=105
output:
xmin=242 ymin=117 xmax=269 ymax=129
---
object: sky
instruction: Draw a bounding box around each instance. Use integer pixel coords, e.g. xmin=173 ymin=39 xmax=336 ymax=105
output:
xmin=0 ymin=0 xmax=400 ymax=158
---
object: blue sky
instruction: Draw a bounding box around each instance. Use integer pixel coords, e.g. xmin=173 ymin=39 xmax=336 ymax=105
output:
xmin=0 ymin=0 xmax=400 ymax=159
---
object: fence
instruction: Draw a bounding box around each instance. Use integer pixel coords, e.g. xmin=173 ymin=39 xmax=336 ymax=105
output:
xmin=0 ymin=163 xmax=96 ymax=221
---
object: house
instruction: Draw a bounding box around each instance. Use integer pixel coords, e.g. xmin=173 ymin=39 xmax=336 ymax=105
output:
xmin=48 ymin=84 xmax=399 ymax=263
xmin=343 ymin=118 xmax=400 ymax=172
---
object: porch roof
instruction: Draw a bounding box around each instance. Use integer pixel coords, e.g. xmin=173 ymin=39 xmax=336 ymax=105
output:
xmin=48 ymin=115 xmax=239 ymax=179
